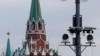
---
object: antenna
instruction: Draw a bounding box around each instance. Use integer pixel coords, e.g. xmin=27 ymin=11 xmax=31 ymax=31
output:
xmin=81 ymin=0 xmax=88 ymax=2
xmin=61 ymin=0 xmax=67 ymax=2
xmin=61 ymin=0 xmax=88 ymax=2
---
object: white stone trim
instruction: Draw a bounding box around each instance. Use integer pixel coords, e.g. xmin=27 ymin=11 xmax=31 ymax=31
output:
xmin=29 ymin=41 xmax=36 ymax=44
xmin=25 ymin=44 xmax=29 ymax=55
xmin=36 ymin=35 xmax=45 ymax=42
xmin=34 ymin=50 xmax=37 ymax=55
xmin=42 ymin=49 xmax=46 ymax=55
xmin=26 ymin=30 xmax=46 ymax=35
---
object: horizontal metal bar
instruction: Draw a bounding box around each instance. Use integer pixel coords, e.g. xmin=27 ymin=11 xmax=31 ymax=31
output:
xmin=59 ymin=44 xmax=96 ymax=47
xmin=59 ymin=45 xmax=74 ymax=46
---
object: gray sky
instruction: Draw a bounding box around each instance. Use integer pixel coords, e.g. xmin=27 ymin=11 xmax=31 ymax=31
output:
xmin=0 ymin=0 xmax=100 ymax=56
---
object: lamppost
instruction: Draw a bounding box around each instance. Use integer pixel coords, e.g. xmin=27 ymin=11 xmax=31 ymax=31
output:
xmin=60 ymin=0 xmax=96 ymax=56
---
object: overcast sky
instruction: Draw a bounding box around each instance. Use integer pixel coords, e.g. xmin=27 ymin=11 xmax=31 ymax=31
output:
xmin=0 ymin=0 xmax=100 ymax=56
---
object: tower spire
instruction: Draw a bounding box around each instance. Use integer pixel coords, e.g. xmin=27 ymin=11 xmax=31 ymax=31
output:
xmin=29 ymin=0 xmax=42 ymax=22
xmin=6 ymin=38 xmax=11 ymax=56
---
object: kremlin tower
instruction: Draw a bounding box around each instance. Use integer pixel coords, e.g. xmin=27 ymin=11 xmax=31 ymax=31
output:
xmin=6 ymin=0 xmax=59 ymax=56
xmin=22 ymin=0 xmax=58 ymax=56
xmin=25 ymin=0 xmax=49 ymax=52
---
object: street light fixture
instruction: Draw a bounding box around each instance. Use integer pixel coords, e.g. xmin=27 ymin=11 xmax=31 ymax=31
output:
xmin=86 ymin=34 xmax=95 ymax=46
xmin=62 ymin=34 xmax=70 ymax=45
xmin=62 ymin=34 xmax=69 ymax=41
xmin=87 ymin=34 xmax=93 ymax=41
xmin=60 ymin=0 xmax=96 ymax=56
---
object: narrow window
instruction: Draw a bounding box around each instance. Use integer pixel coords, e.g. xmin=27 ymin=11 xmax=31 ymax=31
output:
xmin=32 ymin=22 xmax=35 ymax=30
xmin=38 ymin=22 xmax=42 ymax=30
xmin=27 ymin=25 xmax=29 ymax=30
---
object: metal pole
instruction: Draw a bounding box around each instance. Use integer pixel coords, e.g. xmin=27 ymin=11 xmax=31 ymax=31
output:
xmin=75 ymin=0 xmax=81 ymax=56
xmin=76 ymin=32 xmax=81 ymax=56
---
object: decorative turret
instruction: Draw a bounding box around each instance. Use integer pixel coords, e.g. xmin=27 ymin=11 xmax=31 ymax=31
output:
xmin=42 ymin=49 xmax=46 ymax=55
xmin=25 ymin=43 xmax=30 ymax=55
xmin=34 ymin=50 xmax=37 ymax=56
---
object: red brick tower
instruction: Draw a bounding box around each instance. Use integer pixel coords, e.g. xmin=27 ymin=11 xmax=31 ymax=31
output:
xmin=25 ymin=0 xmax=49 ymax=54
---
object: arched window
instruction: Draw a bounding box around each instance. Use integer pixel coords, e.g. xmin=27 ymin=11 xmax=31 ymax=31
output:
xmin=30 ymin=52 xmax=34 ymax=56
xmin=38 ymin=22 xmax=42 ymax=30
xmin=27 ymin=25 xmax=29 ymax=30
xmin=37 ymin=53 xmax=42 ymax=56
xmin=32 ymin=22 xmax=35 ymax=30
xmin=46 ymin=53 xmax=50 ymax=56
